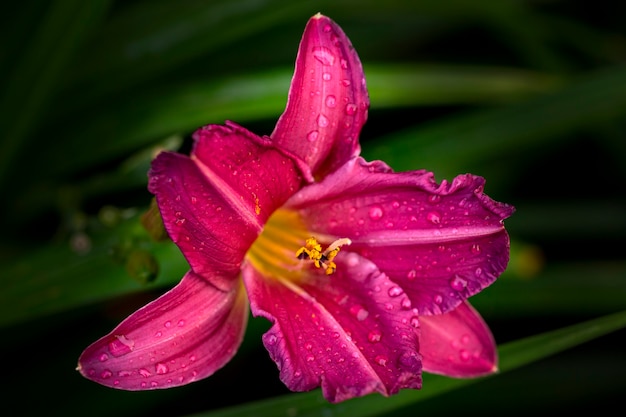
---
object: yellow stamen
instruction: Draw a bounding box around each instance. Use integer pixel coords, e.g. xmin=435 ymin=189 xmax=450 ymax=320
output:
xmin=295 ymin=236 xmax=352 ymax=275
xmin=246 ymin=209 xmax=351 ymax=280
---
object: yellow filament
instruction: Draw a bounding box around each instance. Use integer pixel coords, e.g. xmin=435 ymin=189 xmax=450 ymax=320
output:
xmin=246 ymin=209 xmax=351 ymax=280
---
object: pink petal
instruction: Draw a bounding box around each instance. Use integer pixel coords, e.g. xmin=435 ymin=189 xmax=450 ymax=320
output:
xmin=78 ymin=271 xmax=248 ymax=390
xmin=420 ymin=300 xmax=497 ymax=377
xmin=149 ymin=122 xmax=305 ymax=290
xmin=242 ymin=254 xmax=421 ymax=403
xmin=271 ymin=13 xmax=369 ymax=178
xmin=286 ymin=157 xmax=514 ymax=314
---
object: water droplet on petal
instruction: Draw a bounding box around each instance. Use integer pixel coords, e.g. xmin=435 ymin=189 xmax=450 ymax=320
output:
xmin=375 ymin=355 xmax=388 ymax=366
xmin=428 ymin=195 xmax=441 ymax=204
xmin=307 ymin=130 xmax=319 ymax=142
xmin=434 ymin=294 xmax=443 ymax=304
xmin=267 ymin=334 xmax=277 ymax=345
xmin=317 ymin=114 xmax=329 ymax=127
xmin=312 ymin=46 xmax=335 ymax=65
xmin=407 ymin=269 xmax=417 ymax=280
xmin=427 ymin=212 xmax=441 ymax=224
xmin=368 ymin=330 xmax=382 ymax=343
xmin=108 ymin=335 xmax=134 ymax=357
xmin=401 ymin=297 xmax=412 ymax=309
xmin=99 ymin=353 xmax=109 ymax=362
xmin=450 ymin=275 xmax=468 ymax=291
xmin=388 ymin=286 xmax=404 ymax=297
xmin=155 ymin=363 xmax=168 ymax=375
xmin=325 ymin=95 xmax=336 ymax=108
xmin=306 ymin=355 xmax=315 ymax=362
xmin=322 ymin=72 xmax=332 ymax=81
xmin=368 ymin=206 xmax=384 ymax=220
xmin=345 ymin=103 xmax=357 ymax=115
xmin=101 ymin=369 xmax=113 ymax=379
xmin=139 ymin=368 xmax=152 ymax=378
xmin=349 ymin=305 xmax=369 ymax=321
xmin=471 ymin=244 xmax=481 ymax=254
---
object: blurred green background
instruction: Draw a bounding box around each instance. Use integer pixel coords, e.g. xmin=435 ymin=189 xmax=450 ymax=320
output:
xmin=1 ymin=1 xmax=624 ymax=416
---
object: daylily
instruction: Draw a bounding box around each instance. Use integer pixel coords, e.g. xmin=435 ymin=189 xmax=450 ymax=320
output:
xmin=78 ymin=13 xmax=514 ymax=403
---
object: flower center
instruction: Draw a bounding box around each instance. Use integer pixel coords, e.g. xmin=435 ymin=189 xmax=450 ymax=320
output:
xmin=246 ymin=209 xmax=350 ymax=280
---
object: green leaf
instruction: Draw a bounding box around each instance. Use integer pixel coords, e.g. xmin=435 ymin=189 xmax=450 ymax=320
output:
xmin=0 ymin=0 xmax=111 ymax=188
xmin=181 ymin=310 xmax=626 ymax=417
xmin=362 ymin=65 xmax=626 ymax=178
xmin=39 ymin=65 xmax=557 ymax=178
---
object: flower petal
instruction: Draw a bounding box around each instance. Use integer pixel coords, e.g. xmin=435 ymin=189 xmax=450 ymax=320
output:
xmin=286 ymin=157 xmax=514 ymax=314
xmin=242 ymin=254 xmax=421 ymax=403
xmin=420 ymin=300 xmax=497 ymax=377
xmin=149 ymin=122 xmax=304 ymax=290
xmin=271 ymin=13 xmax=369 ymax=178
xmin=77 ymin=271 xmax=248 ymax=390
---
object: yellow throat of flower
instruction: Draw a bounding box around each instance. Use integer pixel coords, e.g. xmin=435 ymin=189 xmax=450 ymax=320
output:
xmin=246 ymin=208 xmax=351 ymax=280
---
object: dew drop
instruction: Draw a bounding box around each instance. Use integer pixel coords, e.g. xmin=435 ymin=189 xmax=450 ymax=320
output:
xmin=471 ymin=244 xmax=481 ymax=254
xmin=190 ymin=196 xmax=197 ymax=204
xmin=139 ymin=368 xmax=151 ymax=378
xmin=407 ymin=269 xmax=417 ymax=280
xmin=151 ymin=381 xmax=158 ymax=387
xmin=267 ymin=334 xmax=277 ymax=346
xmin=367 ymin=329 xmax=382 ymax=343
xmin=306 ymin=130 xmax=319 ymax=142
xmin=317 ymin=114 xmax=329 ymax=127
xmin=322 ymin=72 xmax=332 ymax=81
xmin=164 ymin=321 xmax=172 ymax=328
xmin=306 ymin=355 xmax=315 ymax=362
xmin=99 ymin=353 xmax=109 ymax=362
xmin=434 ymin=294 xmax=443 ymax=304
xmin=312 ymin=46 xmax=335 ymax=65
xmin=349 ymin=305 xmax=369 ymax=321
xmin=375 ymin=355 xmax=388 ymax=366
xmin=388 ymin=286 xmax=404 ymax=297
xmin=101 ymin=369 xmax=113 ymax=379
xmin=368 ymin=206 xmax=384 ymax=220
xmin=341 ymin=79 xmax=351 ymax=87
xmin=428 ymin=195 xmax=441 ymax=204
xmin=345 ymin=103 xmax=357 ymax=115
xmin=156 ymin=363 xmax=168 ymax=374
xmin=410 ymin=316 xmax=419 ymax=328
xmin=401 ymin=297 xmax=412 ymax=309
xmin=475 ymin=267 xmax=483 ymax=277
xmin=118 ymin=370 xmax=132 ymax=377
xmin=449 ymin=275 xmax=468 ymax=291
xmin=154 ymin=331 xmax=162 ymax=338
xmin=325 ymin=95 xmax=336 ymax=108
xmin=177 ymin=319 xmax=186 ymax=327
xmin=426 ymin=212 xmax=441 ymax=224
xmin=459 ymin=349 xmax=470 ymax=361
xmin=108 ymin=335 xmax=134 ymax=357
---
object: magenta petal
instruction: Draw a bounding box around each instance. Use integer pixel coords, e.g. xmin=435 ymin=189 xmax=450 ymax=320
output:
xmin=271 ymin=14 xmax=369 ymax=178
xmin=242 ymin=254 xmax=421 ymax=403
xmin=149 ymin=122 xmax=304 ymax=290
xmin=420 ymin=300 xmax=497 ymax=377
xmin=78 ymin=271 xmax=248 ymax=390
xmin=287 ymin=157 xmax=514 ymax=314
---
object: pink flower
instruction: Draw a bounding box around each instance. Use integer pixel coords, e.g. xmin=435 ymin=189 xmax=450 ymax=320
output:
xmin=78 ymin=13 xmax=514 ymax=403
